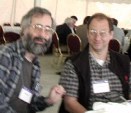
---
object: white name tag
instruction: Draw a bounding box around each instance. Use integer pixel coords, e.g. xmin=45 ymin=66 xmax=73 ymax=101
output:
xmin=18 ymin=87 xmax=33 ymax=103
xmin=92 ymin=80 xmax=110 ymax=93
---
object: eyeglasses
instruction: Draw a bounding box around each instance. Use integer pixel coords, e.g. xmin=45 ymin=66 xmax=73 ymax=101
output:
xmin=30 ymin=24 xmax=54 ymax=35
xmin=89 ymin=29 xmax=109 ymax=37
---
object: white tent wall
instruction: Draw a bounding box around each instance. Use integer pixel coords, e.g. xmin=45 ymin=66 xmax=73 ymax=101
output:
xmin=87 ymin=0 xmax=131 ymax=29
xmin=89 ymin=0 xmax=131 ymax=4
xmin=0 ymin=0 xmax=33 ymax=26
xmin=41 ymin=0 xmax=87 ymax=26
xmin=40 ymin=0 xmax=131 ymax=29
xmin=14 ymin=0 xmax=34 ymax=23
xmin=41 ymin=0 xmax=131 ymax=29
xmin=0 ymin=0 xmax=131 ymax=29
xmin=0 ymin=0 xmax=14 ymax=24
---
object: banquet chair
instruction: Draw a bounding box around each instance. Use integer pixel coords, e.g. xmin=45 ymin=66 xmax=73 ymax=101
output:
xmin=52 ymin=32 xmax=68 ymax=68
xmin=0 ymin=25 xmax=6 ymax=44
xmin=109 ymin=39 xmax=121 ymax=52
xmin=3 ymin=23 xmax=11 ymax=26
xmin=14 ymin=23 xmax=21 ymax=27
xmin=4 ymin=32 xmax=20 ymax=43
xmin=67 ymin=33 xmax=82 ymax=55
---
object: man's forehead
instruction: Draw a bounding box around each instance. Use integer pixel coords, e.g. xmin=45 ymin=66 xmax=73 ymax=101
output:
xmin=90 ymin=19 xmax=109 ymax=26
xmin=31 ymin=14 xmax=52 ymax=26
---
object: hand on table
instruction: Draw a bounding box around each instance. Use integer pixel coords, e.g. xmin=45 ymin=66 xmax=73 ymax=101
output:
xmin=46 ymin=85 xmax=66 ymax=105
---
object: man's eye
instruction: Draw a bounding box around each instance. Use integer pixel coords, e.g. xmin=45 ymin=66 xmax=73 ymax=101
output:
xmin=35 ymin=25 xmax=42 ymax=29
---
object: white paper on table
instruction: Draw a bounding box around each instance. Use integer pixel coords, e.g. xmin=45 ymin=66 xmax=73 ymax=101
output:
xmin=85 ymin=102 xmax=131 ymax=113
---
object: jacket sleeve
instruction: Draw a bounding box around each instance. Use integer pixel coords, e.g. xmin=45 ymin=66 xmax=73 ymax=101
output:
xmin=0 ymin=49 xmax=16 ymax=113
xmin=29 ymin=96 xmax=52 ymax=113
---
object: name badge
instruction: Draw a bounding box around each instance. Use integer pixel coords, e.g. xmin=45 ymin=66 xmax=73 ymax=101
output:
xmin=18 ymin=87 xmax=33 ymax=103
xmin=92 ymin=80 xmax=110 ymax=93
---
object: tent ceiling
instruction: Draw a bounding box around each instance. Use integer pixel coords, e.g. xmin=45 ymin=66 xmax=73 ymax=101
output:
xmin=90 ymin=0 xmax=131 ymax=4
xmin=0 ymin=0 xmax=131 ymax=29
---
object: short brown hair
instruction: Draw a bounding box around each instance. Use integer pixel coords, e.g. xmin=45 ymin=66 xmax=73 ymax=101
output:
xmin=87 ymin=13 xmax=113 ymax=32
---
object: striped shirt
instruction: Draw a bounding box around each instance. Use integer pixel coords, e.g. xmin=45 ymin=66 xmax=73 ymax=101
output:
xmin=59 ymin=53 xmax=131 ymax=109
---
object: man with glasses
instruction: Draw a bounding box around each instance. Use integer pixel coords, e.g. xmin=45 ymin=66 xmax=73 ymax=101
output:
xmin=58 ymin=13 xmax=131 ymax=113
xmin=0 ymin=7 xmax=65 ymax=113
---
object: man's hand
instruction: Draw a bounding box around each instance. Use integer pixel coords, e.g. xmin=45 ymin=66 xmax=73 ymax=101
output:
xmin=46 ymin=85 xmax=66 ymax=105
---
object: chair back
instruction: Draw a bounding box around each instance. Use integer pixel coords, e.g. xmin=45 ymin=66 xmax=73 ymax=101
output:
xmin=4 ymin=32 xmax=20 ymax=43
xmin=52 ymin=32 xmax=62 ymax=54
xmin=0 ymin=25 xmax=5 ymax=44
xmin=52 ymin=32 xmax=59 ymax=48
xmin=3 ymin=23 xmax=11 ymax=26
xmin=14 ymin=23 xmax=21 ymax=27
xmin=52 ymin=32 xmax=68 ymax=68
xmin=109 ymin=39 xmax=121 ymax=52
xmin=67 ymin=33 xmax=81 ymax=55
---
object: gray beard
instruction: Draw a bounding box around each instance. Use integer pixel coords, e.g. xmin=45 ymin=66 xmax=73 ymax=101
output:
xmin=22 ymin=34 xmax=52 ymax=55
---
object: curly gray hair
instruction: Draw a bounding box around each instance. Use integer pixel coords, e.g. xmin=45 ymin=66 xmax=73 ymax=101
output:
xmin=20 ymin=7 xmax=56 ymax=35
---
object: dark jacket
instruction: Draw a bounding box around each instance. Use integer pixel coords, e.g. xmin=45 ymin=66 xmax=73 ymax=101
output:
xmin=127 ymin=43 xmax=131 ymax=61
xmin=56 ymin=23 xmax=75 ymax=45
xmin=58 ymin=46 xmax=130 ymax=113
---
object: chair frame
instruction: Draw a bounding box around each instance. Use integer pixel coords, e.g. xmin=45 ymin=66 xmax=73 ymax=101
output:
xmin=52 ymin=32 xmax=68 ymax=68
xmin=0 ymin=25 xmax=6 ymax=44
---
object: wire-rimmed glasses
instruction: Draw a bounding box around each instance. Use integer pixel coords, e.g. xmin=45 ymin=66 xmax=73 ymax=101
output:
xmin=89 ymin=29 xmax=110 ymax=38
xmin=30 ymin=24 xmax=54 ymax=35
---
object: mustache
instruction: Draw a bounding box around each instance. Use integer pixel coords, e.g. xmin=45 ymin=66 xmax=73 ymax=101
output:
xmin=22 ymin=34 xmax=52 ymax=55
xmin=33 ymin=36 xmax=52 ymax=55
xmin=33 ymin=37 xmax=47 ymax=43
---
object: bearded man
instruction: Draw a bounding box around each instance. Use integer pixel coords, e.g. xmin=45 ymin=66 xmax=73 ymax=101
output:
xmin=0 ymin=7 xmax=65 ymax=113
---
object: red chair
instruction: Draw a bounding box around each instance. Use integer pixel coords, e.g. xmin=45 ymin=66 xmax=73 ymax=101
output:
xmin=14 ymin=23 xmax=21 ymax=27
xmin=109 ymin=39 xmax=121 ymax=52
xmin=4 ymin=32 xmax=20 ymax=43
xmin=3 ymin=23 xmax=11 ymax=26
xmin=0 ymin=25 xmax=6 ymax=44
xmin=67 ymin=33 xmax=82 ymax=55
xmin=52 ymin=32 xmax=62 ymax=55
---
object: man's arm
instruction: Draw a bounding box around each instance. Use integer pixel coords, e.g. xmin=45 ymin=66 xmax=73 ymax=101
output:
xmin=30 ymin=85 xmax=66 ymax=112
xmin=64 ymin=96 xmax=87 ymax=113
xmin=59 ymin=60 xmax=87 ymax=113
xmin=0 ymin=49 xmax=16 ymax=113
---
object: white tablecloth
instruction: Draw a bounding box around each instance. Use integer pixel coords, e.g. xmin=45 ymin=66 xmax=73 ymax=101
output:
xmin=2 ymin=26 xmax=21 ymax=34
xmin=86 ymin=102 xmax=131 ymax=113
